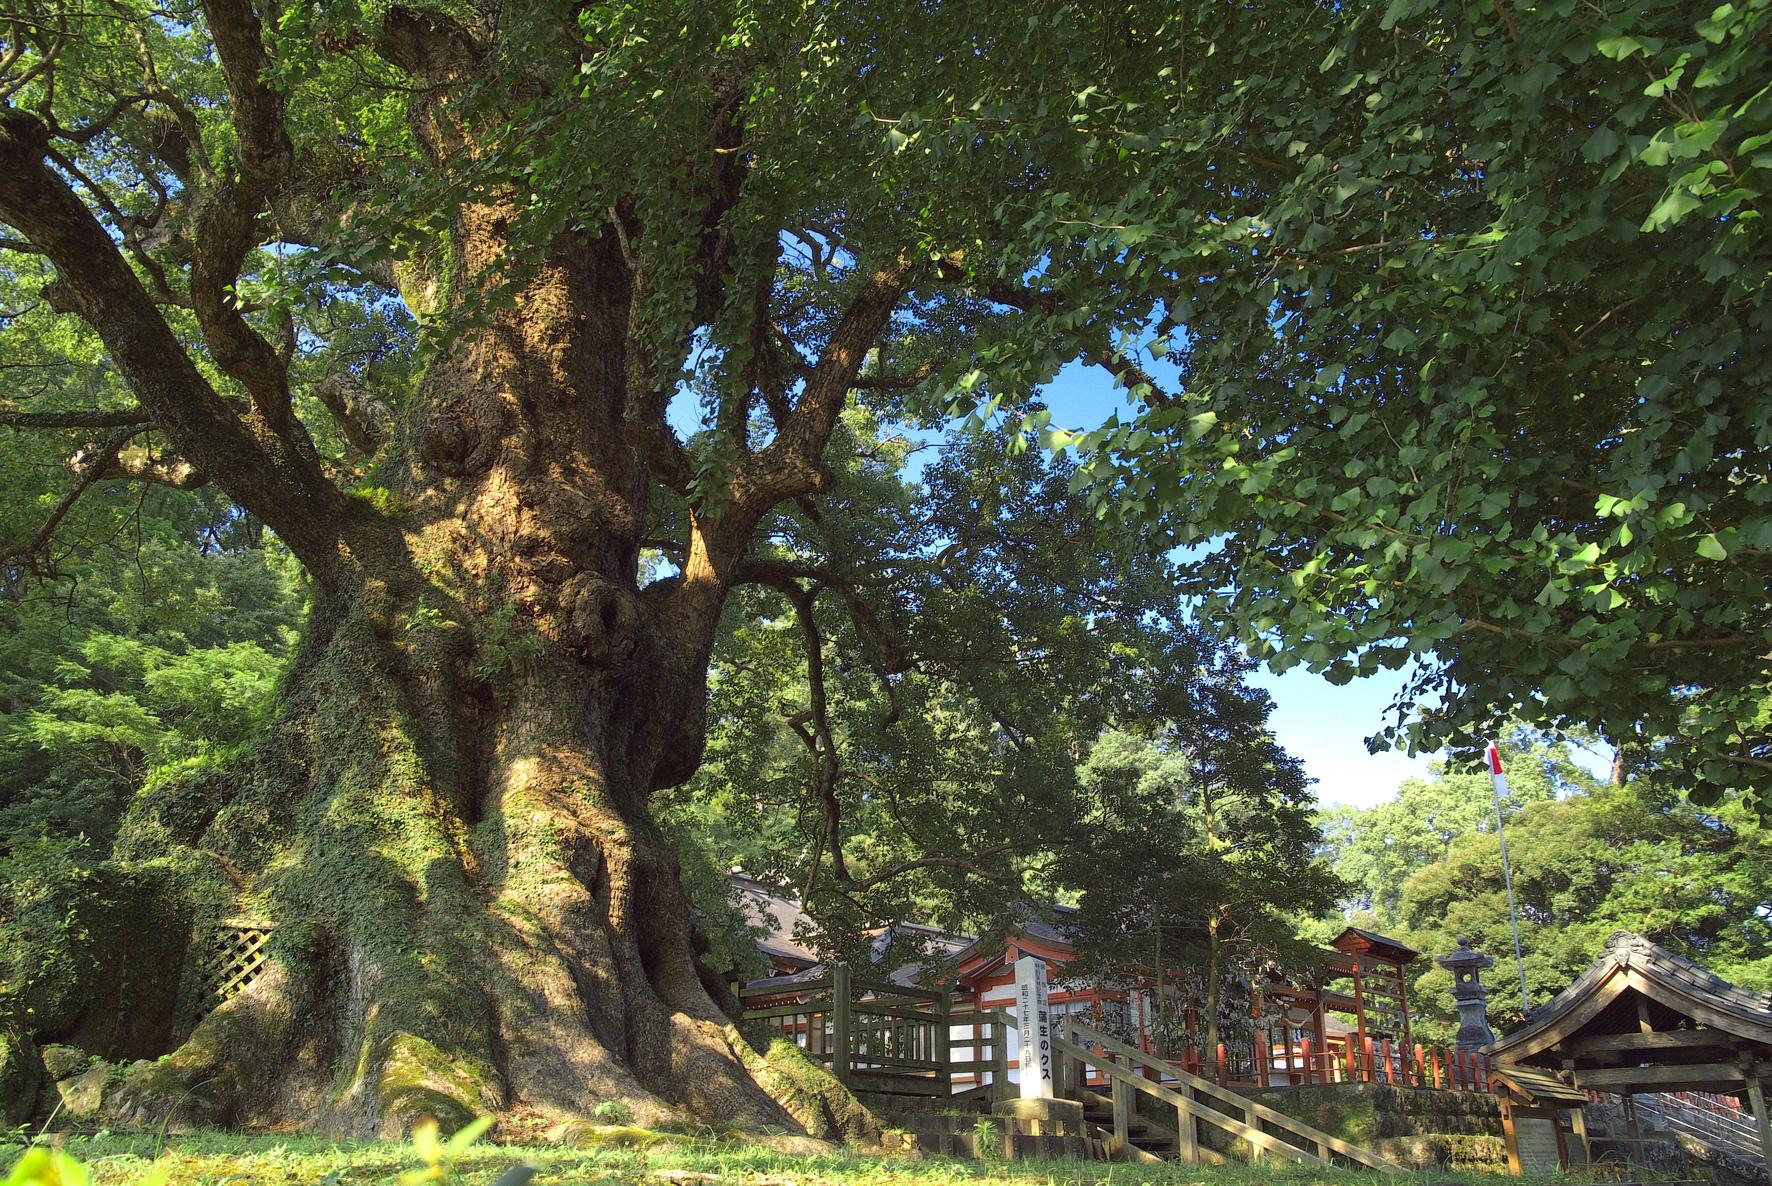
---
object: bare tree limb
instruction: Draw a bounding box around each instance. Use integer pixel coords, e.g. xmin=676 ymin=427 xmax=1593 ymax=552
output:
xmin=42 ymin=142 xmax=184 ymax=306
xmin=0 ymin=425 xmax=139 ymax=568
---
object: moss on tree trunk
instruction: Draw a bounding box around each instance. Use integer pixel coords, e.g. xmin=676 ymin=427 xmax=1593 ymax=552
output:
xmin=97 ymin=572 xmax=815 ymax=1137
xmin=0 ymin=7 xmax=904 ymax=1138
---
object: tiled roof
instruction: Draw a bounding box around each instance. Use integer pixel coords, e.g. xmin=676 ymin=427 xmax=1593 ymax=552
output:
xmin=1487 ymin=930 xmax=1772 ymax=1063
xmin=1332 ymin=926 xmax=1420 ymax=962
xmin=731 ymin=874 xmax=975 ymax=985
xmin=732 ymin=873 xmax=820 ymax=965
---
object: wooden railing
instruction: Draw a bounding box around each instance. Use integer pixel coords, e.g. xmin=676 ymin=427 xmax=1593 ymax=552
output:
xmin=740 ymin=971 xmax=840 ymax=1060
xmin=948 ymin=1004 xmax=1014 ymax=1102
xmin=1057 ymin=1019 xmax=1402 ymax=1173
xmin=1633 ymin=1091 xmax=1763 ymax=1161
xmin=1149 ymin=1034 xmax=1491 ymax=1092
xmin=740 ymin=965 xmax=1016 ymax=1101
xmin=1250 ymin=1034 xmax=1493 ymax=1091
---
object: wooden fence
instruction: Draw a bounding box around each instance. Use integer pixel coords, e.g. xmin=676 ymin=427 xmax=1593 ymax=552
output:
xmin=741 ymin=968 xmax=1491 ymax=1102
xmin=1189 ymin=1033 xmax=1491 ymax=1092
xmin=739 ymin=964 xmax=1016 ymax=1102
xmin=1084 ymin=1031 xmax=1491 ymax=1094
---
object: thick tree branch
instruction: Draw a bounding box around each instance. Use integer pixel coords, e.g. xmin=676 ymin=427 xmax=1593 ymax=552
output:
xmin=311 ymin=373 xmax=390 ymax=457
xmin=717 ymin=248 xmax=778 ymax=452
xmin=201 ymin=0 xmax=293 ymax=192
xmin=0 ymin=405 xmax=153 ymax=429
xmin=848 ymin=359 xmax=937 ymax=390
xmin=609 ymin=206 xmax=697 ymax=497
xmin=0 ymin=109 xmax=349 ymax=581
xmin=750 ymin=257 xmax=909 ymax=506
xmin=732 ymin=556 xmax=912 ymax=674
xmin=76 ymin=437 xmax=207 ymax=489
xmin=655 ymin=260 xmax=911 ymax=665
xmin=188 ymin=0 xmax=299 ymax=432
xmin=782 ymin=581 xmax=853 ymax=889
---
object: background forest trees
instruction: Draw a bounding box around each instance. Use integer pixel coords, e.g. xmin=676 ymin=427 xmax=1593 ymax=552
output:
xmin=656 ymin=418 xmax=1343 ymax=975
xmin=1317 ymin=731 xmax=1772 ymax=1042
xmin=1059 ymin=729 xmax=1341 ymax=1064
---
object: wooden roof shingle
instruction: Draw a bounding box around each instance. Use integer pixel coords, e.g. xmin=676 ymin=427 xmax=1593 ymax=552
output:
xmin=1487 ymin=930 xmax=1772 ymax=1080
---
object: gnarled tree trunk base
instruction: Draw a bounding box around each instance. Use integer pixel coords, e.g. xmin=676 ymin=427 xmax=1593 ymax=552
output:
xmin=98 ymin=594 xmax=847 ymax=1142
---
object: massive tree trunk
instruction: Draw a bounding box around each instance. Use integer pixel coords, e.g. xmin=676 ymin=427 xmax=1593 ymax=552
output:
xmin=105 ymin=225 xmax=781 ymax=1138
xmin=0 ymin=0 xmax=908 ymax=1137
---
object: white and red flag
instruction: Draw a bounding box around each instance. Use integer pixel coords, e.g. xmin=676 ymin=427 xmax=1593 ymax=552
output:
xmin=1487 ymin=741 xmax=1509 ymax=796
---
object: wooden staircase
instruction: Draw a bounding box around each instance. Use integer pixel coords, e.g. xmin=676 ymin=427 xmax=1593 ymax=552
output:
xmin=1076 ymin=1087 xmax=1229 ymax=1164
xmin=1055 ymin=1019 xmax=1402 ymax=1173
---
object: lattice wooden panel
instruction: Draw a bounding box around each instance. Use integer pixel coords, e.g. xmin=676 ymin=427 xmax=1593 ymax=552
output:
xmin=195 ymin=918 xmax=273 ymax=1019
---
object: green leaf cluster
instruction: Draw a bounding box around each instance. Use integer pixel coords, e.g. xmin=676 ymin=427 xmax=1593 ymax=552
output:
xmin=1317 ymin=731 xmax=1772 ymax=1040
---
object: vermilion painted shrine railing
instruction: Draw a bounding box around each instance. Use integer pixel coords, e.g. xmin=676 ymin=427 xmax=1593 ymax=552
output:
xmin=1249 ymin=1034 xmax=1492 ymax=1092
xmin=1083 ymin=1033 xmax=1492 ymax=1095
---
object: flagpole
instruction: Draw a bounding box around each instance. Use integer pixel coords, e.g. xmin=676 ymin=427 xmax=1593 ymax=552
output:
xmin=1487 ymin=741 xmax=1532 ymax=1016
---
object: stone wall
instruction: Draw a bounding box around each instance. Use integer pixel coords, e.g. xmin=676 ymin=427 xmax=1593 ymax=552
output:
xmin=1244 ymin=1082 xmax=1509 ymax=1172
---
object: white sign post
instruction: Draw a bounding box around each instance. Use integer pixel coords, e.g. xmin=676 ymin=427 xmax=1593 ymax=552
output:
xmin=1014 ymin=955 xmax=1054 ymax=1099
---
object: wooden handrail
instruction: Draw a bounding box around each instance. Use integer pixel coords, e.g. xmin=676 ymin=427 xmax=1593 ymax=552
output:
xmin=1061 ymin=1020 xmax=1401 ymax=1174
xmin=845 ymin=976 xmax=945 ymax=1002
xmin=1054 ymin=1034 xmax=1322 ymax=1167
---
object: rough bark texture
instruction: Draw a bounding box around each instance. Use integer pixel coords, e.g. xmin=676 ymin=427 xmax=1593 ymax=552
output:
xmin=92 ymin=228 xmax=808 ymax=1138
xmin=0 ymin=0 xmax=907 ymax=1138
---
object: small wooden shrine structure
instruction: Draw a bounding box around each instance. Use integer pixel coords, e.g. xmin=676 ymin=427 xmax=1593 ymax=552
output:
xmin=1486 ymin=930 xmax=1772 ymax=1167
xmin=1488 ymin=1062 xmax=1591 ymax=1173
xmin=1326 ymin=927 xmax=1417 ymax=1052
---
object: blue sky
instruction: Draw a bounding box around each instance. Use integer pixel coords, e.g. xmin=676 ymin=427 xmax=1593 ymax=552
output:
xmin=1248 ymin=666 xmax=1435 ymax=809
xmin=1035 ymin=363 xmax=1442 ymax=809
xmin=1033 ymin=363 xmax=1615 ymax=807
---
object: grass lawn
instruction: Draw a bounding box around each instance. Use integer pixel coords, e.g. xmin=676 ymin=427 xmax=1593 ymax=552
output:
xmin=1 ymin=1131 xmax=1619 ymax=1186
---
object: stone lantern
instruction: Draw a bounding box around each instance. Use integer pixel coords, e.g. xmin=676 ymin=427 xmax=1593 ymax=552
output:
xmin=1436 ymin=936 xmax=1496 ymax=1053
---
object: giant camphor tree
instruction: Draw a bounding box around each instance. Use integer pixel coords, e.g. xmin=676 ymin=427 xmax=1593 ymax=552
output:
xmin=0 ymin=0 xmax=1257 ymax=1138
xmin=1 ymin=0 xmax=1764 ymax=1140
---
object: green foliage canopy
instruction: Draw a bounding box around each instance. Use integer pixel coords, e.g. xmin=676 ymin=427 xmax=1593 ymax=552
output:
xmin=5 ymin=0 xmax=1764 ymax=804
xmin=662 ymin=417 xmax=1330 ymax=966
xmin=909 ymin=2 xmax=1768 ymax=803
